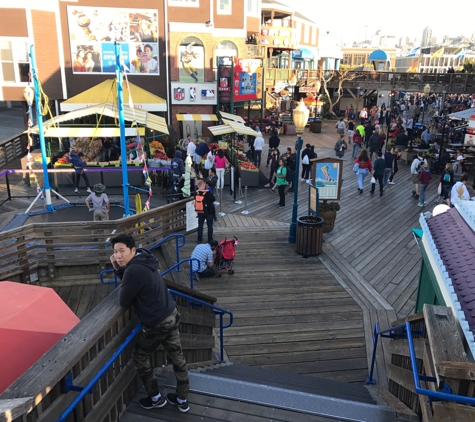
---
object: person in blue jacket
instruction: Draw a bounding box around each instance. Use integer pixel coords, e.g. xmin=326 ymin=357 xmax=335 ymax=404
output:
xmin=67 ymin=150 xmax=91 ymax=194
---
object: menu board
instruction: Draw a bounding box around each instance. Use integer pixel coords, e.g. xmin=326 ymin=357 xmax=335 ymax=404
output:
xmin=67 ymin=6 xmax=159 ymax=75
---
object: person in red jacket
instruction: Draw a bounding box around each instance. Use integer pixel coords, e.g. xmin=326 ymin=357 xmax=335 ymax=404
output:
xmin=354 ymin=150 xmax=372 ymax=194
xmin=418 ymin=163 xmax=432 ymax=207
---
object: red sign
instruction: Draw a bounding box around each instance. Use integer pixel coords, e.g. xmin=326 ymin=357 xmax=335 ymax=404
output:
xmin=232 ymin=57 xmax=262 ymax=101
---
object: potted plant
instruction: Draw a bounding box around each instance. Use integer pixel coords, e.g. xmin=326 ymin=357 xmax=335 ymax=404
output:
xmin=318 ymin=200 xmax=340 ymax=232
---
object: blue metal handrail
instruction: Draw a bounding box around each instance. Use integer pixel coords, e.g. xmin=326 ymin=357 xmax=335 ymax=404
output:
xmin=367 ymin=321 xmax=475 ymax=406
xmin=161 ymin=258 xmax=200 ymax=290
xmin=56 ymin=288 xmax=233 ymax=422
xmin=100 ymin=233 xmax=186 ymax=288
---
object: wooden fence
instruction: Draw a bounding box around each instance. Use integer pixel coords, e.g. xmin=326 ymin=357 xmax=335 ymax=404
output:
xmin=0 ymin=282 xmax=217 ymax=422
xmin=0 ymin=198 xmax=191 ymax=283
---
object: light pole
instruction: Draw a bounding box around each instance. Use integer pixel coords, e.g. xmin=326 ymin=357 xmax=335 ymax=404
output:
xmin=421 ymin=83 xmax=430 ymax=126
xmin=289 ymin=73 xmax=297 ymax=121
xmin=288 ymin=99 xmax=310 ymax=243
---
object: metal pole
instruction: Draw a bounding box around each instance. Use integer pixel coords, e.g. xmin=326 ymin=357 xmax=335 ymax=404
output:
xmin=115 ymin=42 xmax=130 ymax=216
xmin=6 ymin=171 xmax=11 ymax=201
xmin=218 ymin=188 xmax=225 ymax=217
xmin=241 ymin=186 xmax=249 ymax=215
xmin=235 ymin=177 xmax=243 ymax=204
xmin=30 ymin=45 xmax=54 ymax=212
xmin=288 ymin=134 xmax=303 ymax=243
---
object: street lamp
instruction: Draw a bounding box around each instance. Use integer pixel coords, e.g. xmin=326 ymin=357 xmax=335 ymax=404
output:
xmin=421 ymin=83 xmax=430 ymax=125
xmin=289 ymin=73 xmax=297 ymax=121
xmin=288 ymin=99 xmax=310 ymax=243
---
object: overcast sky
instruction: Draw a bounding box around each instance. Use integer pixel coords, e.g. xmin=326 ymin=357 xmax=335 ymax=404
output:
xmin=286 ymin=0 xmax=474 ymax=45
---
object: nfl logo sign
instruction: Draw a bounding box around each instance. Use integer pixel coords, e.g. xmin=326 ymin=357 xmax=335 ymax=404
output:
xmin=174 ymin=87 xmax=185 ymax=101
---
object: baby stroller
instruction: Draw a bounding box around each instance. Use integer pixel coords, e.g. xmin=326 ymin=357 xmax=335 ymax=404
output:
xmin=214 ymin=237 xmax=238 ymax=275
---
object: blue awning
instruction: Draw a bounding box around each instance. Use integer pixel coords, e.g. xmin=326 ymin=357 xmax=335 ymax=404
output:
xmin=292 ymin=48 xmax=313 ymax=60
xmin=369 ymin=49 xmax=389 ymax=61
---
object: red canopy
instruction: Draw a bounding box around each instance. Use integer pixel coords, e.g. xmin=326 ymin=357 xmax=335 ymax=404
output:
xmin=0 ymin=281 xmax=79 ymax=393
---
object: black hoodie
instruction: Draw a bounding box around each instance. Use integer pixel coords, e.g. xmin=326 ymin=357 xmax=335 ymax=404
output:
xmin=116 ymin=248 xmax=175 ymax=327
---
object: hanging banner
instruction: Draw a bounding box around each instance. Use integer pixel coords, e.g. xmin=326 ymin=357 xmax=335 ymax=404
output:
xmin=67 ymin=6 xmax=159 ymax=75
xmin=232 ymin=57 xmax=263 ymax=101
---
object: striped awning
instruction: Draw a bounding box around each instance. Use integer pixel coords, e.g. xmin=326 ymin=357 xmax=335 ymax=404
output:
xmin=176 ymin=114 xmax=218 ymax=121
xmin=218 ymin=111 xmax=245 ymax=123
xmin=223 ymin=119 xmax=258 ymax=136
xmin=208 ymin=125 xmax=235 ymax=136
xmin=31 ymin=103 xmax=169 ymax=135
xmin=43 ymin=127 xmax=145 ymax=138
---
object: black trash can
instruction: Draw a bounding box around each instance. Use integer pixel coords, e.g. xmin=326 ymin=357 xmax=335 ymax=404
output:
xmin=296 ymin=215 xmax=324 ymax=256
xmin=310 ymin=120 xmax=322 ymax=133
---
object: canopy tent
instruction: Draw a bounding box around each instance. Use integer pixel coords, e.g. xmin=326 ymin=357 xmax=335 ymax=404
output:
xmin=43 ymin=127 xmax=145 ymax=138
xmin=223 ymin=119 xmax=259 ymax=136
xmin=218 ymin=111 xmax=245 ymax=123
xmin=176 ymin=114 xmax=218 ymax=121
xmin=31 ymin=103 xmax=169 ymax=135
xmin=208 ymin=125 xmax=235 ymax=136
xmin=60 ymin=79 xmax=167 ymax=112
xmin=448 ymin=108 xmax=475 ymax=120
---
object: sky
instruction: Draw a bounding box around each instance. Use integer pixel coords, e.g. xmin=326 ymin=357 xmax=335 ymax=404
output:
xmin=285 ymin=0 xmax=474 ymax=45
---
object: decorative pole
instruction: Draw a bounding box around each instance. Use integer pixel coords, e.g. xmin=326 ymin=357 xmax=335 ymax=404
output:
xmin=115 ymin=42 xmax=130 ymax=216
xmin=29 ymin=45 xmax=54 ymax=212
xmin=288 ymin=99 xmax=309 ymax=243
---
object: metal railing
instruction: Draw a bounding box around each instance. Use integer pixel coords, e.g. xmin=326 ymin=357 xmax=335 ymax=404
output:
xmin=100 ymin=233 xmax=187 ymax=288
xmin=56 ymin=288 xmax=233 ymax=422
xmin=367 ymin=321 xmax=475 ymax=406
xmin=161 ymin=258 xmax=200 ymax=290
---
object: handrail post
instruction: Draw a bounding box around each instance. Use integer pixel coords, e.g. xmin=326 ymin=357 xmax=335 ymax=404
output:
xmin=219 ymin=313 xmax=224 ymax=361
xmin=6 ymin=170 xmax=12 ymax=201
xmin=366 ymin=321 xmax=379 ymax=384
xmin=175 ymin=234 xmax=181 ymax=272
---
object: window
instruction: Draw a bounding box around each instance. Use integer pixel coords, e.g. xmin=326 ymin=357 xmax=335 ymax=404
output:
xmin=168 ymin=0 xmax=199 ymax=6
xmin=215 ymin=40 xmax=237 ymax=66
xmin=304 ymin=25 xmax=310 ymax=43
xmin=0 ymin=39 xmax=29 ymax=84
xmin=247 ymin=0 xmax=259 ymax=14
xmin=218 ymin=0 xmax=231 ymax=14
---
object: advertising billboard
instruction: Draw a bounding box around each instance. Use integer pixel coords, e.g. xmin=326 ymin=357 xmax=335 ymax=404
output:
xmin=67 ymin=6 xmax=159 ymax=75
xmin=232 ymin=58 xmax=262 ymax=101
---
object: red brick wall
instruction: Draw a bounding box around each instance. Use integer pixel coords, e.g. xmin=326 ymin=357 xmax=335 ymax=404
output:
xmin=31 ymin=10 xmax=63 ymax=99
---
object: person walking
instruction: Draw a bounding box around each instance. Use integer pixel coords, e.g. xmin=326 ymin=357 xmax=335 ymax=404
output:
xmin=368 ymin=130 xmax=381 ymax=160
xmin=214 ymin=149 xmax=229 ymax=190
xmin=253 ymin=131 xmax=265 ymax=167
xmin=336 ymin=118 xmax=346 ymax=136
xmin=382 ymin=148 xmax=394 ymax=189
xmin=110 ymin=234 xmax=190 ymax=413
xmin=418 ymin=163 xmax=432 ymax=207
xmin=67 ymin=150 xmax=91 ymax=194
xmin=275 ymin=159 xmax=287 ymax=208
xmin=266 ymin=129 xmax=280 ymax=166
xmin=195 ymin=180 xmax=215 ymax=244
xmin=371 ymin=151 xmax=386 ymax=196
xmin=388 ymin=147 xmax=400 ymax=184
xmin=334 ymin=135 xmax=347 ymax=158
xmin=410 ymin=151 xmax=427 ymax=200
xmin=85 ymin=183 xmax=110 ymax=221
xmin=436 ymin=163 xmax=454 ymax=205
xmin=354 ymin=150 xmax=372 ymax=194
xmin=264 ymin=148 xmax=280 ymax=189
xmin=347 ymin=119 xmax=355 ymax=143
xmin=301 ymin=143 xmax=312 ymax=182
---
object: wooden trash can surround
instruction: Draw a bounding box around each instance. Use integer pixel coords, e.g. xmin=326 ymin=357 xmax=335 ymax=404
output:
xmin=296 ymin=216 xmax=324 ymax=256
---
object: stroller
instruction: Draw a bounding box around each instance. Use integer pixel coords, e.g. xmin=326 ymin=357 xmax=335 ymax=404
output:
xmin=214 ymin=237 xmax=238 ymax=275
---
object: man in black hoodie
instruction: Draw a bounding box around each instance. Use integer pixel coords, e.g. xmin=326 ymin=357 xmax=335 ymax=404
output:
xmin=111 ymin=234 xmax=190 ymax=413
xmin=266 ymin=129 xmax=280 ymax=166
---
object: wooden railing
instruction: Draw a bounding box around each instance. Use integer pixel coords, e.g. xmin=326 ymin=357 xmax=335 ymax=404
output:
xmin=0 ymin=198 xmax=191 ymax=283
xmin=0 ymin=282 xmax=217 ymax=422
xmin=0 ymin=133 xmax=28 ymax=169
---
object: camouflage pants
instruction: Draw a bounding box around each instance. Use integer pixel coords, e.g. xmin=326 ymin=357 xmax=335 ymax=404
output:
xmin=132 ymin=307 xmax=189 ymax=399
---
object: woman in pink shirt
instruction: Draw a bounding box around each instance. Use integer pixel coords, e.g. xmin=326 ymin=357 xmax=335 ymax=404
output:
xmin=214 ymin=149 xmax=229 ymax=189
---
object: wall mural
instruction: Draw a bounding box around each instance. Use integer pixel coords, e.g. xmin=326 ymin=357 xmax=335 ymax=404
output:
xmin=178 ymin=36 xmax=204 ymax=83
xmin=67 ymin=6 xmax=159 ymax=75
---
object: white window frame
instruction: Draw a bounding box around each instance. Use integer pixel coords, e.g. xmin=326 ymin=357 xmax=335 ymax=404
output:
xmin=168 ymin=0 xmax=199 ymax=7
xmin=217 ymin=0 xmax=232 ymax=14
xmin=247 ymin=0 xmax=259 ymax=15
xmin=0 ymin=37 xmax=30 ymax=85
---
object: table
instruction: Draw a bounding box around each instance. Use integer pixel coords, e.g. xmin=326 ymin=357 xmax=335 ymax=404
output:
xmin=448 ymin=143 xmax=463 ymax=148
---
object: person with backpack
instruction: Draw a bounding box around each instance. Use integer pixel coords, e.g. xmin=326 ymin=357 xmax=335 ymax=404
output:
xmin=410 ymin=151 xmax=427 ymax=200
xmin=436 ymin=163 xmax=454 ymax=205
xmin=195 ymin=180 xmax=215 ymax=244
xmin=334 ymin=135 xmax=347 ymax=158
xmin=453 ymin=155 xmax=464 ymax=182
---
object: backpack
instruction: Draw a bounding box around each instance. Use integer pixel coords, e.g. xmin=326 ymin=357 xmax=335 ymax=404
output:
xmin=415 ymin=158 xmax=423 ymax=172
xmin=195 ymin=190 xmax=207 ymax=214
xmin=443 ymin=172 xmax=451 ymax=182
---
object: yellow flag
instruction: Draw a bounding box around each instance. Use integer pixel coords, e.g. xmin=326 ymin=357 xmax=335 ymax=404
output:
xmin=407 ymin=58 xmax=419 ymax=73
xmin=453 ymin=45 xmax=465 ymax=55
xmin=431 ymin=47 xmax=444 ymax=58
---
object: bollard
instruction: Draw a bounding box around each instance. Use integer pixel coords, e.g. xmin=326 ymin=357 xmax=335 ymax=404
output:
xmin=235 ymin=177 xmax=243 ymax=204
xmin=241 ymin=186 xmax=250 ymax=215
xmin=218 ymin=188 xmax=226 ymax=217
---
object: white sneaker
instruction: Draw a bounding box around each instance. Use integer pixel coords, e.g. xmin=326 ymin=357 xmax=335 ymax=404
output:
xmin=388 ymin=181 xmax=395 ymax=185
xmin=214 ymin=201 xmax=220 ymax=206
xmin=87 ymin=188 xmax=92 ymax=193
xmin=306 ymin=179 xmax=311 ymax=184
xmin=300 ymin=178 xmax=305 ymax=182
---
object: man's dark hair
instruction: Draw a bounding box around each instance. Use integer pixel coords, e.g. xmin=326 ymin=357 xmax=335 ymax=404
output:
xmin=461 ymin=173 xmax=469 ymax=182
xmin=144 ymin=44 xmax=153 ymax=52
xmin=376 ymin=151 xmax=382 ymax=157
xmin=111 ymin=234 xmax=136 ymax=249
xmin=209 ymin=240 xmax=218 ymax=248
